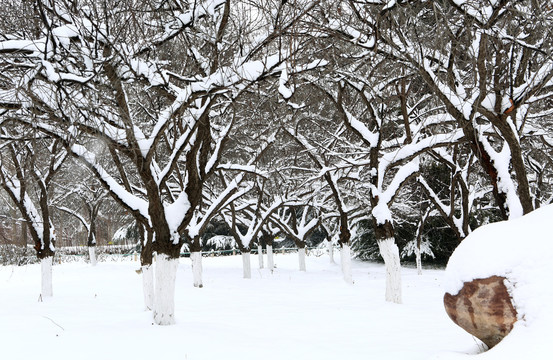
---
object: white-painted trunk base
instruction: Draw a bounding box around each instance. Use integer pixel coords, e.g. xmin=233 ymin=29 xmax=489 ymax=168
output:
xmin=267 ymin=245 xmax=274 ymax=272
xmin=153 ymin=254 xmax=179 ymax=325
xmin=298 ymin=248 xmax=306 ymax=272
xmin=327 ymin=240 xmax=335 ymax=264
xmin=142 ymin=264 xmax=154 ymax=310
xmin=89 ymin=247 xmax=97 ymax=266
xmin=242 ymin=252 xmax=251 ymax=279
xmin=340 ymin=244 xmax=353 ymax=284
xmin=41 ymin=256 xmax=53 ymax=297
xmin=415 ymin=246 xmax=422 ymax=275
xmin=378 ymin=238 xmax=402 ymax=304
xmin=191 ymin=252 xmax=203 ymax=288
xmin=257 ymin=245 xmax=264 ymax=269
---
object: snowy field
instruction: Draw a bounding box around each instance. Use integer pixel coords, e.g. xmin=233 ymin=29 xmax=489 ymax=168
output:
xmin=0 ymin=253 xmax=522 ymax=360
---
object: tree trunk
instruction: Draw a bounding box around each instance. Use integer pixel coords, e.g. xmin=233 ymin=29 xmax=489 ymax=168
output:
xmin=139 ymin=224 xmax=154 ymax=311
xmin=378 ymin=237 xmax=402 ymax=304
xmin=337 ymin=220 xmax=352 ymax=283
xmin=298 ymin=247 xmax=306 ymax=272
xmin=492 ymin=112 xmax=533 ymax=216
xmin=88 ymin=246 xmax=97 ymax=266
xmin=266 ymin=245 xmax=274 ymax=272
xmin=88 ymin=210 xmax=97 ymax=266
xmin=257 ymin=244 xmax=264 ymax=269
xmin=340 ymin=243 xmax=353 ymax=284
xmin=153 ymin=253 xmax=179 ymax=325
xmin=242 ymin=251 xmax=251 ymax=279
xmin=415 ymin=245 xmax=422 ymax=276
xmin=262 ymin=232 xmax=274 ymax=272
xmin=41 ymin=256 xmax=53 ymax=297
xmin=21 ymin=222 xmax=28 ymax=247
xmin=142 ymin=264 xmax=154 ymax=310
xmin=191 ymin=251 xmax=203 ymax=288
xmin=327 ymin=238 xmax=335 ymax=264
xmin=372 ymin=214 xmax=402 ymax=303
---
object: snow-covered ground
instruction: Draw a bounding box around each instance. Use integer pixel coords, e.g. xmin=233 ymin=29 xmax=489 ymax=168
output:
xmin=0 ymin=251 xmax=539 ymax=359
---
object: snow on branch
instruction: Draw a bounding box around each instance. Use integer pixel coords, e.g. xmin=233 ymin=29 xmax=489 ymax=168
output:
xmin=70 ymin=144 xmax=150 ymax=222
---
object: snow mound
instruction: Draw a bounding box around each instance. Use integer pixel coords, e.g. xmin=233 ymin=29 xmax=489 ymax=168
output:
xmin=443 ymin=204 xmax=553 ymax=358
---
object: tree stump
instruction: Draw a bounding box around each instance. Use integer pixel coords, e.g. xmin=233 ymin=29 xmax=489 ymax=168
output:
xmin=443 ymin=275 xmax=517 ymax=349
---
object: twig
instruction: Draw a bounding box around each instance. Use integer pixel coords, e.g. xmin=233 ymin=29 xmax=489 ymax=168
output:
xmin=43 ymin=316 xmax=65 ymax=331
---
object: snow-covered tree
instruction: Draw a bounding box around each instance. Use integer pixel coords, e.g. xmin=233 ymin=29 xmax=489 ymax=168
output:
xmin=356 ymin=0 xmax=553 ymax=219
xmin=55 ymin=174 xmax=108 ymax=266
xmin=0 ymin=133 xmax=67 ymax=297
xmin=221 ymin=182 xmax=288 ymax=278
xmin=0 ymin=0 xmax=323 ymax=324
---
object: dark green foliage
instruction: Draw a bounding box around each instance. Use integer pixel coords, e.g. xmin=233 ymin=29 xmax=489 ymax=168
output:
xmin=352 ymin=217 xmax=460 ymax=265
xmin=419 ymin=217 xmax=459 ymax=265
xmin=351 ymin=220 xmax=380 ymax=261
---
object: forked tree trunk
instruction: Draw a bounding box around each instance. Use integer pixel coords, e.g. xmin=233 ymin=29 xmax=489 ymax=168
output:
xmin=266 ymin=245 xmax=274 ymax=272
xmin=153 ymin=253 xmax=179 ymax=325
xmin=41 ymin=256 xmax=53 ymax=297
xmin=298 ymin=247 xmax=306 ymax=272
xmin=242 ymin=251 xmax=251 ymax=279
xmin=257 ymin=244 xmax=264 ymax=269
xmin=191 ymin=251 xmax=203 ymax=288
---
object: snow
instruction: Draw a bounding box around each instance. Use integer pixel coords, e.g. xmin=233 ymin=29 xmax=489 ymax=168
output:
xmin=278 ymin=67 xmax=293 ymax=99
xmin=443 ymin=204 xmax=553 ymax=359
xmin=1 ymin=237 xmax=551 ymax=359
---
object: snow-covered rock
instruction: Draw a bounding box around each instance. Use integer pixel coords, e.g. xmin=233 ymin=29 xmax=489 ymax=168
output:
xmin=443 ymin=204 xmax=553 ymax=354
xmin=444 ymin=275 xmax=517 ymax=348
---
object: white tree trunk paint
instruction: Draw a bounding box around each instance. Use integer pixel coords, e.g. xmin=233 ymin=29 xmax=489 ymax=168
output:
xmin=191 ymin=251 xmax=203 ymax=288
xmin=266 ymin=245 xmax=274 ymax=272
xmin=298 ymin=247 xmax=306 ymax=272
xmin=257 ymin=245 xmax=264 ymax=269
xmin=242 ymin=252 xmax=251 ymax=279
xmin=142 ymin=264 xmax=154 ymax=310
xmin=88 ymin=247 xmax=97 ymax=266
xmin=41 ymin=256 xmax=53 ymax=297
xmin=340 ymin=243 xmax=353 ymax=284
xmin=153 ymin=254 xmax=179 ymax=325
xmin=415 ymin=245 xmax=422 ymax=275
xmin=378 ymin=238 xmax=402 ymax=304
xmin=327 ymin=240 xmax=335 ymax=264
